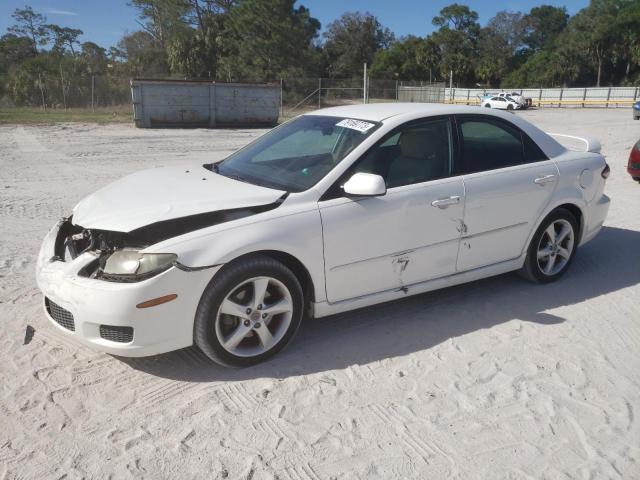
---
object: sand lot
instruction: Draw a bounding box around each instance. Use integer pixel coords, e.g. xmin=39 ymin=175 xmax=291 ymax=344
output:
xmin=1 ymin=108 xmax=639 ymax=479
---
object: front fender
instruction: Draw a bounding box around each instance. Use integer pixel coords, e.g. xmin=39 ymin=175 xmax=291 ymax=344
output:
xmin=143 ymin=208 xmax=327 ymax=303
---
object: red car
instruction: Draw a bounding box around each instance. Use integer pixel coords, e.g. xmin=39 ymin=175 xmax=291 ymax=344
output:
xmin=629 ymin=139 xmax=640 ymax=182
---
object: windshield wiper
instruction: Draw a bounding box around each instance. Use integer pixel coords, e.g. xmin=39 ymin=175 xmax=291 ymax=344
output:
xmin=218 ymin=167 xmax=251 ymax=185
xmin=229 ymin=174 xmax=250 ymax=183
xmin=210 ymin=162 xmax=247 ymax=183
xmin=209 ymin=163 xmax=283 ymax=190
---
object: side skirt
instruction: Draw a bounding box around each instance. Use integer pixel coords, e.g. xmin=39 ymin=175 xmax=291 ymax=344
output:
xmin=311 ymin=255 xmax=526 ymax=318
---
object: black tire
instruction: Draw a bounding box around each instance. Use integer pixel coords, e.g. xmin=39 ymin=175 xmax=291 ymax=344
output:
xmin=507 ymin=104 xmax=514 ymax=111
xmin=519 ymin=208 xmax=579 ymax=284
xmin=194 ymin=254 xmax=304 ymax=367
xmin=484 ymin=103 xmax=491 ymax=108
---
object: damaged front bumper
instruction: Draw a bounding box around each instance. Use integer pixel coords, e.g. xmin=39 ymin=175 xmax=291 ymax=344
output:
xmin=35 ymin=220 xmax=219 ymax=357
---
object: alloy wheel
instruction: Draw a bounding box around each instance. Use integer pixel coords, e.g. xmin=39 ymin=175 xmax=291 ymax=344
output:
xmin=536 ymin=219 xmax=575 ymax=276
xmin=214 ymin=276 xmax=293 ymax=357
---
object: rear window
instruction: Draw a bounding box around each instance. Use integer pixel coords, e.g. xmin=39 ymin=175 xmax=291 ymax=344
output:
xmin=459 ymin=119 xmax=524 ymax=173
xmin=459 ymin=118 xmax=548 ymax=173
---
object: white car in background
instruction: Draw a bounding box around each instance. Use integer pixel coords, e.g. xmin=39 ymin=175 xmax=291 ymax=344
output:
xmin=498 ymin=91 xmax=531 ymax=108
xmin=36 ymin=103 xmax=610 ymax=367
xmin=481 ymin=95 xmax=520 ymax=110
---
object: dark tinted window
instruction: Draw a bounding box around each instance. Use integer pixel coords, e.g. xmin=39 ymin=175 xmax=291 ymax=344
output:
xmin=350 ymin=118 xmax=453 ymax=188
xmin=459 ymin=119 xmax=524 ymax=173
xmin=523 ymin=135 xmax=548 ymax=162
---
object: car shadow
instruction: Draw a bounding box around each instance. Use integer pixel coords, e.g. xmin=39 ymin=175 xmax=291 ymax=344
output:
xmin=119 ymin=226 xmax=640 ymax=382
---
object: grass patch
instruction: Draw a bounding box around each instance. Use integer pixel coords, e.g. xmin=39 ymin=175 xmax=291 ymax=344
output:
xmin=0 ymin=107 xmax=133 ymax=124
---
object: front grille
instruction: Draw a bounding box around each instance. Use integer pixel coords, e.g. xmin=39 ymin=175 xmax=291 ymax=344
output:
xmin=45 ymin=298 xmax=75 ymax=331
xmin=99 ymin=325 xmax=133 ymax=343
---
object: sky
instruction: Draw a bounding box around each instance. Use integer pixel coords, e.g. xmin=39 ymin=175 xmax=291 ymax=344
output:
xmin=0 ymin=0 xmax=590 ymax=50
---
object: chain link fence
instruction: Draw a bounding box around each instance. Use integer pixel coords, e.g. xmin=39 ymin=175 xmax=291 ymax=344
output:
xmin=280 ymin=78 xmax=445 ymax=119
xmin=0 ymin=73 xmax=131 ymax=111
xmin=0 ymin=72 xmax=446 ymax=119
xmin=2 ymin=71 xmax=637 ymax=118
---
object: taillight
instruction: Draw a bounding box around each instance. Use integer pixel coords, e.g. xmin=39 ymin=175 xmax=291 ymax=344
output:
xmin=601 ymin=163 xmax=610 ymax=179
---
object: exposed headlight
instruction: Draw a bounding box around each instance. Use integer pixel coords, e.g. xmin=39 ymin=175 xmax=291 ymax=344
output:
xmin=102 ymin=250 xmax=176 ymax=280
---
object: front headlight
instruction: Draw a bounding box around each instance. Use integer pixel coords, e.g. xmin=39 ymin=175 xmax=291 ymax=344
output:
xmin=102 ymin=250 xmax=177 ymax=280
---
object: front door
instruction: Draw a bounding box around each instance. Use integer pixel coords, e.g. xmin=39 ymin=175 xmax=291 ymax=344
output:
xmin=319 ymin=117 xmax=465 ymax=303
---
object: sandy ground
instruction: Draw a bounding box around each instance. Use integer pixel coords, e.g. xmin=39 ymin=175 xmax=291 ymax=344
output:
xmin=0 ymin=109 xmax=639 ymax=479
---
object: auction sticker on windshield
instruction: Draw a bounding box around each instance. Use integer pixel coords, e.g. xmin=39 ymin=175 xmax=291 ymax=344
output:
xmin=336 ymin=118 xmax=376 ymax=133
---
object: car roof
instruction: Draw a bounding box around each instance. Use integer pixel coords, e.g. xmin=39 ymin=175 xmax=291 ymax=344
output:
xmin=307 ymin=102 xmax=506 ymax=122
xmin=304 ymin=102 xmax=566 ymax=158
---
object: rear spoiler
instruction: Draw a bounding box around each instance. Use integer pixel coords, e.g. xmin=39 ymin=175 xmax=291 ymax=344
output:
xmin=546 ymin=133 xmax=601 ymax=154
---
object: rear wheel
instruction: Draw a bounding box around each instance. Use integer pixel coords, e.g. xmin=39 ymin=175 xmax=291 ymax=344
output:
xmin=194 ymin=255 xmax=304 ymax=367
xmin=519 ymin=208 xmax=578 ymax=283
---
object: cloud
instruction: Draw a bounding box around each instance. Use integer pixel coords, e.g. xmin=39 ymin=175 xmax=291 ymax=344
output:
xmin=41 ymin=8 xmax=78 ymax=16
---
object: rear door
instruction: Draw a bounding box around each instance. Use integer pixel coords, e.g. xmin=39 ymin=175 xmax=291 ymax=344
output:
xmin=455 ymin=115 xmax=559 ymax=271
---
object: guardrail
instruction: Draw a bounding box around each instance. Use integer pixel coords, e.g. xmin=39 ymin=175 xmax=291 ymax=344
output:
xmin=442 ymin=86 xmax=639 ymax=108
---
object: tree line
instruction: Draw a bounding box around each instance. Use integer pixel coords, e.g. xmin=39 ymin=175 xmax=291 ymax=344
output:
xmin=0 ymin=0 xmax=638 ymax=107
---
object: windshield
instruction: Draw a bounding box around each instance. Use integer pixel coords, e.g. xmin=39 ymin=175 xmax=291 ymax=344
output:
xmin=211 ymin=115 xmax=380 ymax=192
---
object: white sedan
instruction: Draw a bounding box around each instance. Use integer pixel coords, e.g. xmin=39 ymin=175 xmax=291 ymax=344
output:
xmin=36 ymin=104 xmax=610 ymax=367
xmin=498 ymin=92 xmax=531 ymax=108
xmin=482 ymin=95 xmax=520 ymax=110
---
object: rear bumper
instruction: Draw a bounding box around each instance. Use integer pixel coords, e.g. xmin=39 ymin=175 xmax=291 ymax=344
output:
xmin=581 ymin=193 xmax=610 ymax=245
xmin=36 ymin=221 xmax=218 ymax=357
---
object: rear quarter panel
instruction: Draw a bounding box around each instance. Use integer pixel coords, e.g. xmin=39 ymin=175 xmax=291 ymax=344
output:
xmin=530 ymin=150 xmax=607 ymax=246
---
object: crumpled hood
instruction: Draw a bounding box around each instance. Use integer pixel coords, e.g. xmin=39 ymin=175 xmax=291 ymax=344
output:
xmin=72 ymin=165 xmax=285 ymax=232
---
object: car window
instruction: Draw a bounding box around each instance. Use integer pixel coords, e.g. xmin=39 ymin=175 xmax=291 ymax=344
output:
xmin=459 ymin=118 xmax=525 ymax=173
xmin=523 ymin=135 xmax=548 ymax=162
xmin=347 ymin=118 xmax=453 ymax=189
xmin=253 ymin=129 xmax=339 ymax=162
xmin=380 ymin=132 xmax=400 ymax=147
xmin=214 ymin=115 xmax=380 ymax=192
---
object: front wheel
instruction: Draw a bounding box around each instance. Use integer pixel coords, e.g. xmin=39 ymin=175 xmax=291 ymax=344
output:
xmin=194 ymin=255 xmax=304 ymax=367
xmin=507 ymin=104 xmax=514 ymax=111
xmin=484 ymin=103 xmax=491 ymax=108
xmin=519 ymin=208 xmax=579 ymax=283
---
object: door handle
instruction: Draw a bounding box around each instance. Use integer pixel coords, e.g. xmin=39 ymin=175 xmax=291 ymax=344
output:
xmin=431 ymin=195 xmax=461 ymax=208
xmin=534 ymin=174 xmax=556 ymax=185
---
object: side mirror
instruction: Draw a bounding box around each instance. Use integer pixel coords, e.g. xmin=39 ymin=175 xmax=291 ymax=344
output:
xmin=343 ymin=172 xmax=386 ymax=197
